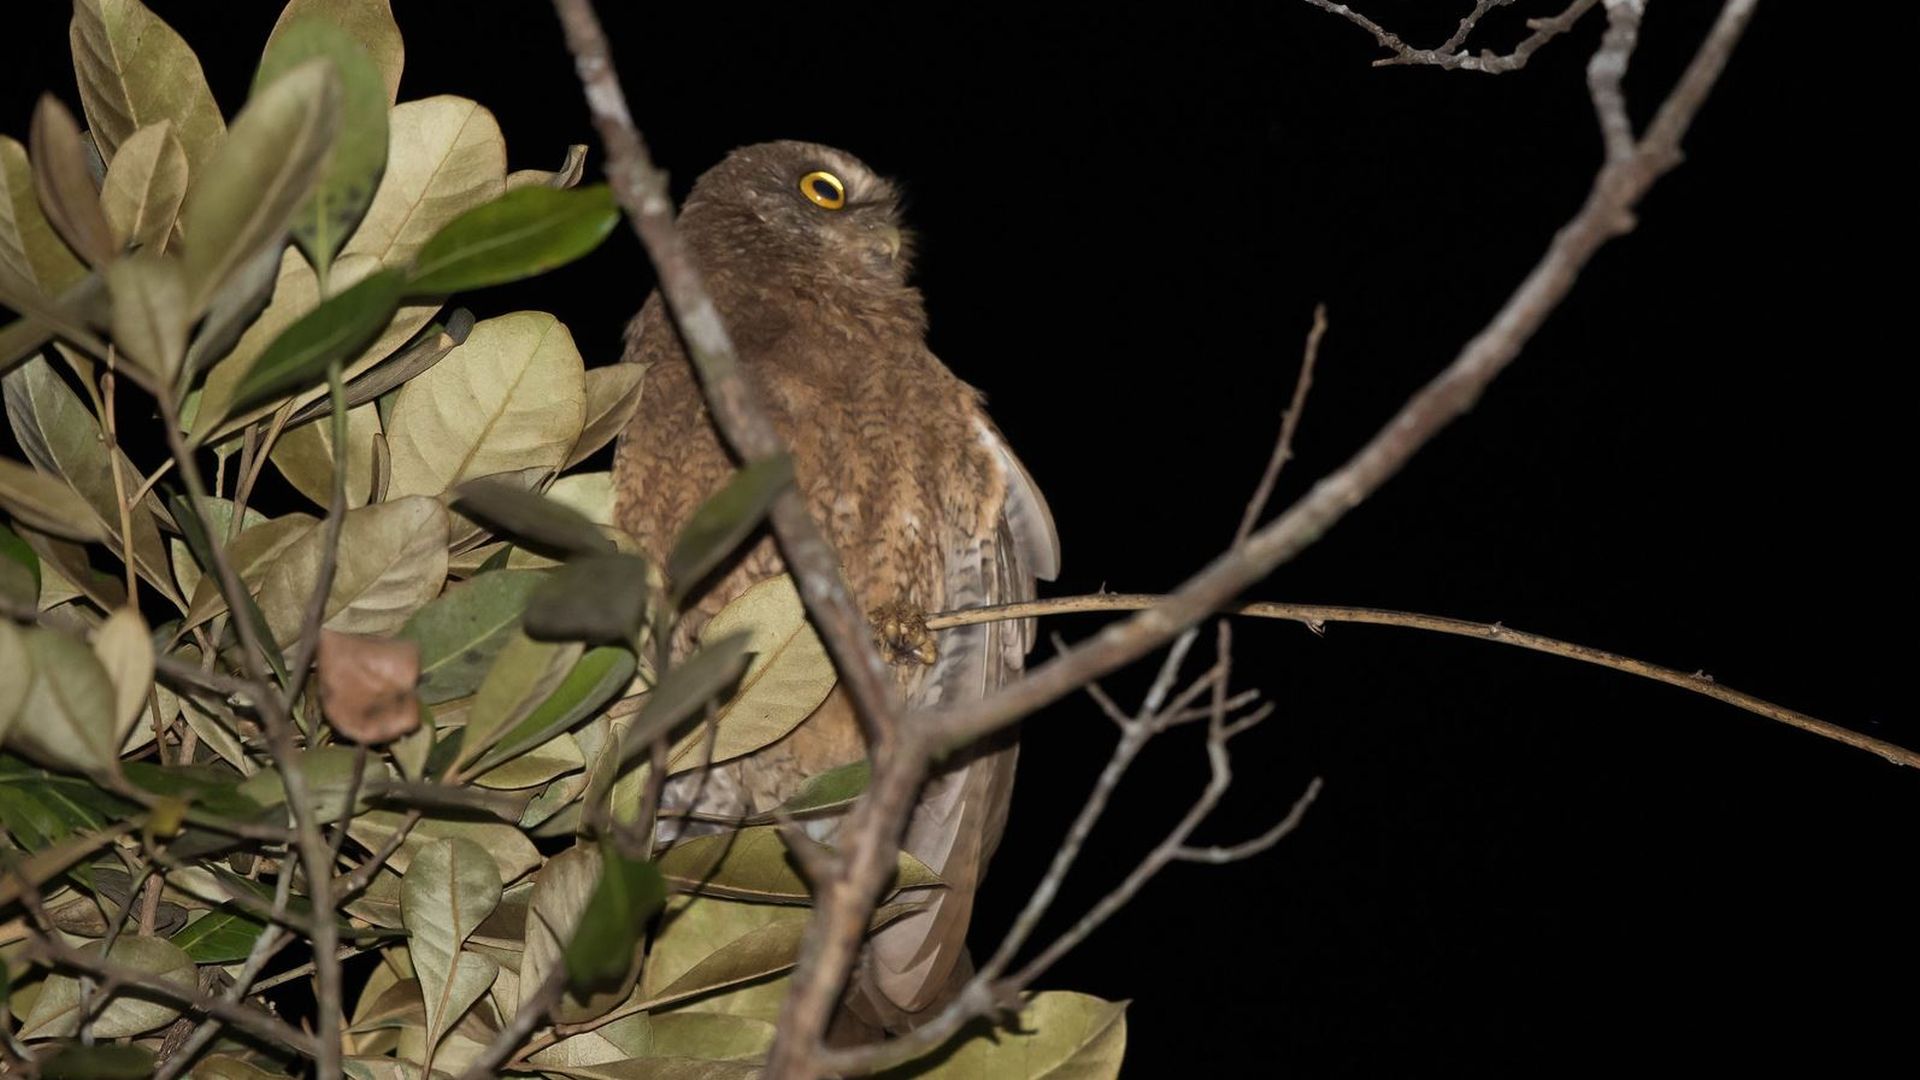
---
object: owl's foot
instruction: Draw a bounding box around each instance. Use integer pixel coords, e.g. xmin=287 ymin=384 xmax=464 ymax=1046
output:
xmin=870 ymin=601 xmax=938 ymax=666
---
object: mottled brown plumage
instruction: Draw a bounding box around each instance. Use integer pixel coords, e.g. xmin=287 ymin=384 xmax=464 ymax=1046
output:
xmin=612 ymin=141 xmax=1058 ymax=1031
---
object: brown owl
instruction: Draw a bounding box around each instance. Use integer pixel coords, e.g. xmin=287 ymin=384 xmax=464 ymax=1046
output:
xmin=612 ymin=140 xmax=1059 ymax=1031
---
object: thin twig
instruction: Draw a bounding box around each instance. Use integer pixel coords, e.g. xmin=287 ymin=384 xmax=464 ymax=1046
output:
xmin=1305 ymin=0 xmax=1602 ymax=73
xmin=924 ymin=592 xmax=1913 ymax=767
xmin=1234 ymin=303 xmax=1326 ymax=547
xmin=153 ymin=858 xmax=300 ymax=1079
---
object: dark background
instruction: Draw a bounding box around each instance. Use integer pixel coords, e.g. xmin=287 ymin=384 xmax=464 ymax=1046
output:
xmin=6 ymin=1 xmax=1911 ymax=1074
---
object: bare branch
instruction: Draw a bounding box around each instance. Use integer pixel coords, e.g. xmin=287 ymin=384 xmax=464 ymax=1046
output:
xmin=926 ymin=592 xmax=1913 ymax=768
xmin=1304 ymin=0 xmax=1602 ymax=73
xmin=1234 ymin=303 xmax=1326 ymax=547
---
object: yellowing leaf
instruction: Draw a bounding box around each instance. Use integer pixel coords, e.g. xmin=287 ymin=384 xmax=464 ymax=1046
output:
xmin=92 ymin=605 xmax=153 ymax=750
xmin=876 ymin=992 xmax=1128 ymax=1080
xmin=341 ymin=96 xmax=504 ymax=270
xmin=69 ymin=0 xmax=226 ymax=178
xmin=0 ymin=455 xmax=104 ymax=543
xmin=386 ymin=311 xmax=586 ymax=498
xmin=402 ymin=836 xmax=502 ymax=1074
xmin=272 ymin=399 xmax=383 ymax=509
xmin=668 ymin=576 xmax=836 ymax=771
xmin=255 ymin=494 xmax=450 ymax=645
xmin=16 ymin=934 xmax=196 ymax=1039
xmin=0 ymin=135 xmax=86 ymax=293
xmin=29 ymin=94 xmax=116 ymax=267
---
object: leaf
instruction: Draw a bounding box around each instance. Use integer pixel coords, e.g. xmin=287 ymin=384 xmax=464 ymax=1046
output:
xmin=177 ymin=499 xmax=316 ymax=631
xmin=191 ymin=1056 xmax=293 ymax=1080
xmin=408 ymin=184 xmax=618 ymax=294
xmin=6 ymin=625 xmax=121 ymax=777
xmin=341 ymin=96 xmax=505 ymax=271
xmin=523 ymin=553 xmax=651 ymax=646
xmin=597 ymin=1012 xmax=775 ymax=1063
xmin=91 ymin=605 xmax=153 ymax=749
xmin=657 ymin=825 xmax=940 ymax=903
xmin=748 ymin=759 xmax=870 ymax=822
xmin=232 ymin=266 xmax=404 ymax=411
xmin=475 ymin=645 xmax=635 ymax=774
xmin=568 ymin=363 xmax=647 ymax=468
xmin=3 ymin=355 xmax=177 ymax=603
xmin=0 ymin=620 xmax=28 ymax=746
xmin=386 ymin=311 xmax=586 ymax=498
xmin=402 ymin=836 xmax=503 ymax=1071
xmin=520 ymin=843 xmax=599 ymax=1007
xmin=36 ymin=1042 xmax=156 ymax=1079
xmin=287 ymin=316 xmax=462 ymax=427
xmin=318 ymin=629 xmax=422 ymax=744
xmin=17 ymin=935 xmax=196 ymax=1039
xmin=638 ymin=897 xmax=920 ymax=1011
xmin=272 ymin=398 xmax=382 ymax=509
xmin=667 ymin=456 xmax=793 ymax=604
xmin=0 ymin=136 xmax=87 ymax=293
xmin=450 ymin=478 xmax=612 ymax=559
xmin=271 ymin=0 xmax=405 ymax=106
xmin=506 ymin=144 xmax=589 ymax=192
xmin=0 ymin=523 xmax=36 ymax=607
xmin=99 ymin=121 xmax=187 ymax=254
xmin=170 ymin=907 xmax=266 ymax=964
xmin=349 ymin=808 xmax=542 ymax=881
xmin=876 ymin=993 xmax=1128 ymax=1080
xmin=566 ymin=839 xmax=664 ymax=994
xmin=256 ymin=15 xmax=391 ymax=268
xmin=0 ymin=455 xmax=105 ymax=542
xmin=29 ymin=95 xmax=116 ymax=267
xmin=0 ymin=753 xmax=133 ymax=853
xmin=179 ymin=58 xmax=341 ymax=307
xmin=531 ymin=1059 xmax=761 ymax=1080
xmin=179 ymin=242 xmax=287 ymax=391
xmin=456 ymin=632 xmax=581 ymax=773
xmin=624 ymin=633 xmax=752 ymax=769
xmin=255 ymin=494 xmax=450 ymax=645
xmin=69 ymin=0 xmax=226 ymax=178
xmin=666 ymin=576 xmax=836 ymax=771
xmin=400 ymin=568 xmax=548 ymax=705
xmin=104 ymin=252 xmax=188 ymax=379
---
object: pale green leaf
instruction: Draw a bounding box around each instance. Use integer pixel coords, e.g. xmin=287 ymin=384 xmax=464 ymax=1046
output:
xmin=520 ymin=843 xmax=599 ymax=1010
xmin=91 ymin=605 xmax=152 ymax=749
xmin=749 ymin=759 xmax=870 ymax=822
xmin=180 ymin=58 xmax=341 ymax=306
xmin=475 ymin=645 xmax=635 ymax=774
xmin=179 ymin=508 xmax=317 ymax=631
xmin=455 ymin=631 xmax=581 ymax=774
xmin=271 ymin=0 xmax=405 ymax=105
xmin=232 ymin=266 xmax=404 ymax=411
xmin=340 ymin=96 xmax=505 ymax=270
xmin=657 ymin=825 xmax=940 ymax=903
xmin=386 ymin=311 xmax=586 ymax=497
xmin=8 ymin=624 xmax=121 ymax=777
xmin=567 ymin=363 xmax=647 ymax=469
xmin=0 ymin=455 xmax=105 ymax=542
xmin=0 ymin=135 xmax=87 ymax=297
xmin=348 ymin=809 xmax=541 ymax=881
xmin=29 ymin=94 xmax=116 ymax=268
xmin=69 ymin=0 xmax=226 ymax=178
xmin=0 ymin=620 xmax=28 ymax=746
xmin=877 ymin=992 xmax=1128 ymax=1080
xmin=37 ymin=1042 xmax=156 ymax=1079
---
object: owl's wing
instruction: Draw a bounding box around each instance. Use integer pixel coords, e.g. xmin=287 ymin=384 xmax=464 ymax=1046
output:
xmin=858 ymin=415 xmax=1059 ymax=1022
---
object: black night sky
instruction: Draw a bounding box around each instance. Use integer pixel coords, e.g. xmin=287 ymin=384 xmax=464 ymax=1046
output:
xmin=5 ymin=2 xmax=1910 ymax=1074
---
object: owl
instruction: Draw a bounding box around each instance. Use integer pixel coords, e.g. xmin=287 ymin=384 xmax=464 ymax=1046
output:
xmin=612 ymin=141 xmax=1059 ymax=1031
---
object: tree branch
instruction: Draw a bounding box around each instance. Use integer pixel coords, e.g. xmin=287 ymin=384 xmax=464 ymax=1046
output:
xmin=1305 ymin=0 xmax=1603 ymax=73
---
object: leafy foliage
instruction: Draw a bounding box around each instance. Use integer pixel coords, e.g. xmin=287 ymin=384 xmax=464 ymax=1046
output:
xmin=0 ymin=3 xmax=1122 ymax=1078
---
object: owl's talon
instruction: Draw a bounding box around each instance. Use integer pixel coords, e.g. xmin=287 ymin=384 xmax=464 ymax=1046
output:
xmin=870 ymin=602 xmax=937 ymax=666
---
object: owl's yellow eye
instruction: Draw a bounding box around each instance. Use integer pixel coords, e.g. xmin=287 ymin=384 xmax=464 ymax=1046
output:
xmin=799 ymin=170 xmax=846 ymax=210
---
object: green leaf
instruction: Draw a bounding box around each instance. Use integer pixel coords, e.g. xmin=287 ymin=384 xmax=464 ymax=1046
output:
xmin=29 ymin=94 xmax=116 ymax=268
xmin=748 ymin=759 xmax=871 ymax=822
xmin=256 ymin=16 xmax=391 ymax=269
xmin=286 ymin=315 xmax=463 ymax=428
xmin=456 ymin=632 xmax=581 ymax=773
xmin=408 ymin=183 xmax=618 ymax=294
xmin=69 ymin=0 xmax=226 ymax=179
xmin=179 ymin=57 xmax=341 ymax=306
xmin=0 ymin=753 xmax=133 ymax=853
xmin=400 ymin=568 xmax=548 ymax=704
xmin=665 ymin=576 xmax=836 ymax=772
xmin=232 ymin=266 xmax=404 ymax=412
xmin=565 ymin=839 xmax=664 ymax=995
xmin=667 ymin=456 xmax=793 ymax=604
xmin=37 ymin=1042 xmax=157 ymax=1079
xmin=191 ymin=1056 xmax=294 ymax=1080
xmin=0 ymin=455 xmax=105 ymax=542
xmin=17 ymin=935 xmax=196 ymax=1039
xmin=0 ymin=136 xmax=86 ymax=294
xmin=524 ymin=553 xmax=652 ymax=646
xmin=270 ymin=0 xmax=405 ymax=106
xmin=104 ymin=252 xmax=189 ymax=379
xmin=475 ymin=645 xmax=635 ymax=774
xmin=98 ymin=121 xmax=187 ymax=254
xmin=254 ymin=494 xmax=450 ymax=645
xmin=657 ymin=825 xmax=940 ymax=903
xmin=567 ymin=362 xmax=648 ymax=469
xmin=170 ymin=907 xmax=266 ymax=963
xmin=622 ymin=632 xmax=753 ymax=770
xmin=876 ymin=992 xmax=1128 ymax=1080
xmin=386 ymin=311 xmax=586 ymax=498
xmin=451 ymin=478 xmax=613 ymax=558
xmin=6 ymin=625 xmax=121 ymax=777
xmin=0 ymin=521 xmax=38 ymax=605
xmin=402 ymin=836 xmax=503 ymax=1071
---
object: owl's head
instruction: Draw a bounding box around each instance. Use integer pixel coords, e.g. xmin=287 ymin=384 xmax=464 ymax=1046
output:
xmin=680 ymin=140 xmax=914 ymax=287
